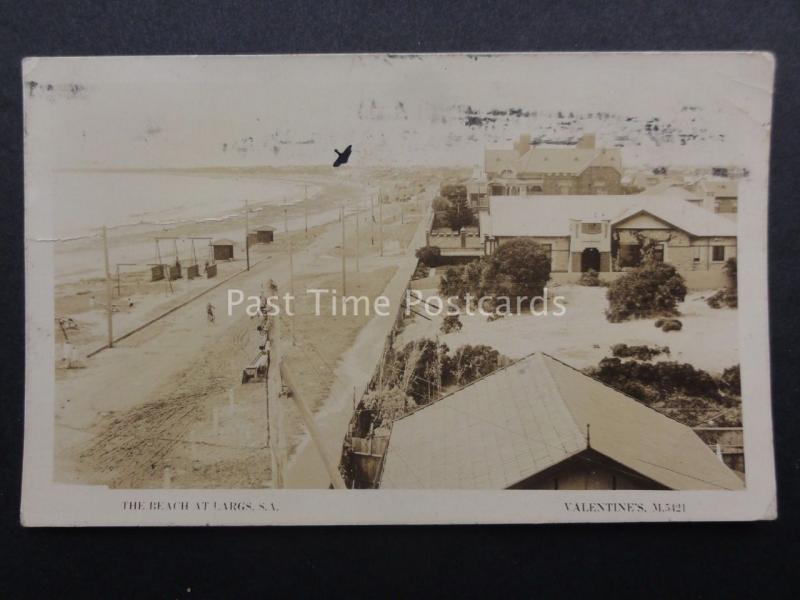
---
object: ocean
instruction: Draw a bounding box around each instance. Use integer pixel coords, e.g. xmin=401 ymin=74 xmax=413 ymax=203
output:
xmin=49 ymin=170 xmax=310 ymax=239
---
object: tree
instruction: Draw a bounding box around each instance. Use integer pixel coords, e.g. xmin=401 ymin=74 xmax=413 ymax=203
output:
xmin=446 ymin=345 xmax=508 ymax=386
xmin=438 ymin=266 xmax=466 ymax=299
xmin=482 ymin=238 xmax=551 ymax=302
xmin=724 ymin=256 xmax=737 ymax=288
xmin=606 ymin=262 xmax=687 ymax=322
xmin=432 ymin=196 xmax=450 ymax=212
xmin=720 ymin=364 xmax=741 ymax=396
xmin=415 ymin=245 xmax=441 ymax=267
xmin=390 ymin=338 xmax=450 ymax=405
xmin=445 ymin=195 xmax=475 ymax=231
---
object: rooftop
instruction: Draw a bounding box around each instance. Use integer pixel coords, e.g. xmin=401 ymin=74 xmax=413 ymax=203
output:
xmin=485 ymin=134 xmax=622 ymax=177
xmin=380 ymin=353 xmax=744 ymax=490
xmin=480 ymin=194 xmax=737 ymax=238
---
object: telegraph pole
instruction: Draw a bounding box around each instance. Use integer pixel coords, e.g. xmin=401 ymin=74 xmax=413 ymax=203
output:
xmin=378 ymin=191 xmax=384 ymax=257
xmin=304 ymin=185 xmax=309 ymax=238
xmin=244 ymin=199 xmax=251 ymax=271
xmin=340 ymin=203 xmax=347 ymax=295
xmin=284 ymin=205 xmax=296 ymax=346
xmin=102 ymin=226 xmax=113 ymax=347
xmin=266 ymin=298 xmax=283 ymax=488
xmin=370 ymin=194 xmax=375 ymax=245
xmin=279 ymin=361 xmax=347 ymax=489
xmin=354 ymin=201 xmax=360 ymax=272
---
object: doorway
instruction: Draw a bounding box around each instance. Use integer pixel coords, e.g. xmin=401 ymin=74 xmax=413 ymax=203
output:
xmin=581 ymin=247 xmax=601 ymax=272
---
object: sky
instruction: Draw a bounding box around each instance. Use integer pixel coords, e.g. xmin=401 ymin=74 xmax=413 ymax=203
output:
xmin=23 ymin=53 xmax=774 ymax=170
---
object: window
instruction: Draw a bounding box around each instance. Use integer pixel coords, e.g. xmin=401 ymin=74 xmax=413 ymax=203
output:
xmin=712 ymin=245 xmax=725 ymax=261
xmin=526 ymin=185 xmax=543 ymax=193
xmin=580 ymin=222 xmax=602 ymax=235
xmin=652 ymin=244 xmax=665 ymax=263
xmin=618 ymin=244 xmax=641 ymax=268
xmin=693 ymin=247 xmax=702 ymax=263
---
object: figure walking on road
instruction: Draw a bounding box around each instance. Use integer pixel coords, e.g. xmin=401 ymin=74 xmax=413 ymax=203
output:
xmin=206 ymin=302 xmax=216 ymax=324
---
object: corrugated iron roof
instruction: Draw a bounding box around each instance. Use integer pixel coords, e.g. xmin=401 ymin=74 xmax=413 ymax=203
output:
xmin=484 ymin=145 xmax=622 ymax=177
xmin=380 ymin=353 xmax=744 ymax=490
xmin=481 ymin=195 xmax=737 ymax=238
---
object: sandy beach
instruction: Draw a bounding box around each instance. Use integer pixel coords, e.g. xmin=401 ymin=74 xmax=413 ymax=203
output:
xmin=53 ymin=165 xmax=445 ymax=488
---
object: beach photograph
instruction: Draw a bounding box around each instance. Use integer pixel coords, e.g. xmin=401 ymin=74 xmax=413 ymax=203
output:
xmin=20 ymin=54 xmax=774 ymax=508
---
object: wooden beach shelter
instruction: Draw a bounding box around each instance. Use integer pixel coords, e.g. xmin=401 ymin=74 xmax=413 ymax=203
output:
xmin=211 ymin=239 xmax=236 ymax=261
xmin=255 ymin=225 xmax=276 ymax=244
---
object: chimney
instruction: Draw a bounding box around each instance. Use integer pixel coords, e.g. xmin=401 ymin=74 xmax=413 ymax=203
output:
xmin=576 ymin=134 xmax=595 ymax=149
xmin=515 ymin=134 xmax=531 ymax=156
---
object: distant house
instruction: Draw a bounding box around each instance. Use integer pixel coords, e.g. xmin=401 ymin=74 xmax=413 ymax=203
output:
xmin=379 ymin=353 xmax=744 ymax=491
xmin=211 ymin=239 xmax=236 ymax=261
xmin=478 ymin=194 xmax=736 ymax=285
xmin=695 ymin=179 xmax=738 ymax=215
xmin=626 ymin=174 xmax=739 ymax=217
xmin=481 ymin=134 xmax=625 ymax=202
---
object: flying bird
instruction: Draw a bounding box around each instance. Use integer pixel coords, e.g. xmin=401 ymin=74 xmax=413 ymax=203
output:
xmin=333 ymin=144 xmax=352 ymax=167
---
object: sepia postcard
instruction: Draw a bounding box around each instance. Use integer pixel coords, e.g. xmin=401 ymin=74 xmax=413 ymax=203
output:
xmin=21 ymin=52 xmax=776 ymax=525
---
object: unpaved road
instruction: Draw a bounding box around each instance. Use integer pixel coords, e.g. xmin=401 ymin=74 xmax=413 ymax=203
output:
xmin=55 ymin=176 xmax=429 ymax=489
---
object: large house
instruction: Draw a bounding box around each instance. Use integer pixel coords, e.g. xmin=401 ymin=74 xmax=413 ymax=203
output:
xmin=472 ymin=134 xmax=624 ymax=208
xmin=379 ymin=353 xmax=744 ymax=491
xmin=473 ymin=194 xmax=737 ymax=285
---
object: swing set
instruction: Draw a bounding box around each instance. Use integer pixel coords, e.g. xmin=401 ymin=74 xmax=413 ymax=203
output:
xmin=150 ymin=237 xmax=217 ymax=292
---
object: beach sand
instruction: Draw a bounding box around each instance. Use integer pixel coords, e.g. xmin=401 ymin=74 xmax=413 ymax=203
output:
xmin=53 ymin=165 xmax=447 ymax=488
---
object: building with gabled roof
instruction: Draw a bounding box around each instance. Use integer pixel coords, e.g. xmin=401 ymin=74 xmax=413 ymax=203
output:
xmin=480 ymin=134 xmax=625 ymax=202
xmin=379 ymin=353 xmax=744 ymax=490
xmin=474 ymin=194 xmax=736 ymax=286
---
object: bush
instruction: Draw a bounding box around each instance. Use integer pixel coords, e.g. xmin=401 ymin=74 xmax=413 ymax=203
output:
xmin=412 ymin=263 xmax=430 ymax=280
xmin=611 ymin=343 xmax=670 ymax=361
xmin=606 ymin=262 xmax=687 ymax=322
xmin=439 ymin=266 xmax=466 ymax=299
xmin=707 ymin=257 xmax=738 ymax=309
xmin=482 ymin=238 xmax=552 ymax=303
xmin=588 ymin=357 xmax=722 ymax=403
xmin=360 ymin=387 xmax=416 ymax=430
xmin=415 ymin=245 xmax=441 ymax=268
xmin=432 ymin=196 xmax=450 ymax=212
xmin=724 ymin=256 xmax=737 ymax=287
xmin=707 ymin=288 xmax=737 ymax=309
xmin=436 ymin=240 xmax=551 ymax=312
xmin=445 ymin=344 xmax=508 ymax=387
xmin=661 ymin=318 xmax=683 ymax=332
xmin=440 ymin=314 xmax=462 ymax=334
xmin=584 ymin=356 xmax=742 ymax=426
xmin=720 ymin=364 xmax=741 ymax=396
xmin=579 ymin=269 xmax=601 ymax=287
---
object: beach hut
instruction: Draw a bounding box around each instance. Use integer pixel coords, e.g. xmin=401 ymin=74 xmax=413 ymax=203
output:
xmin=255 ymin=226 xmax=276 ymax=244
xmin=211 ymin=239 xmax=235 ymax=261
